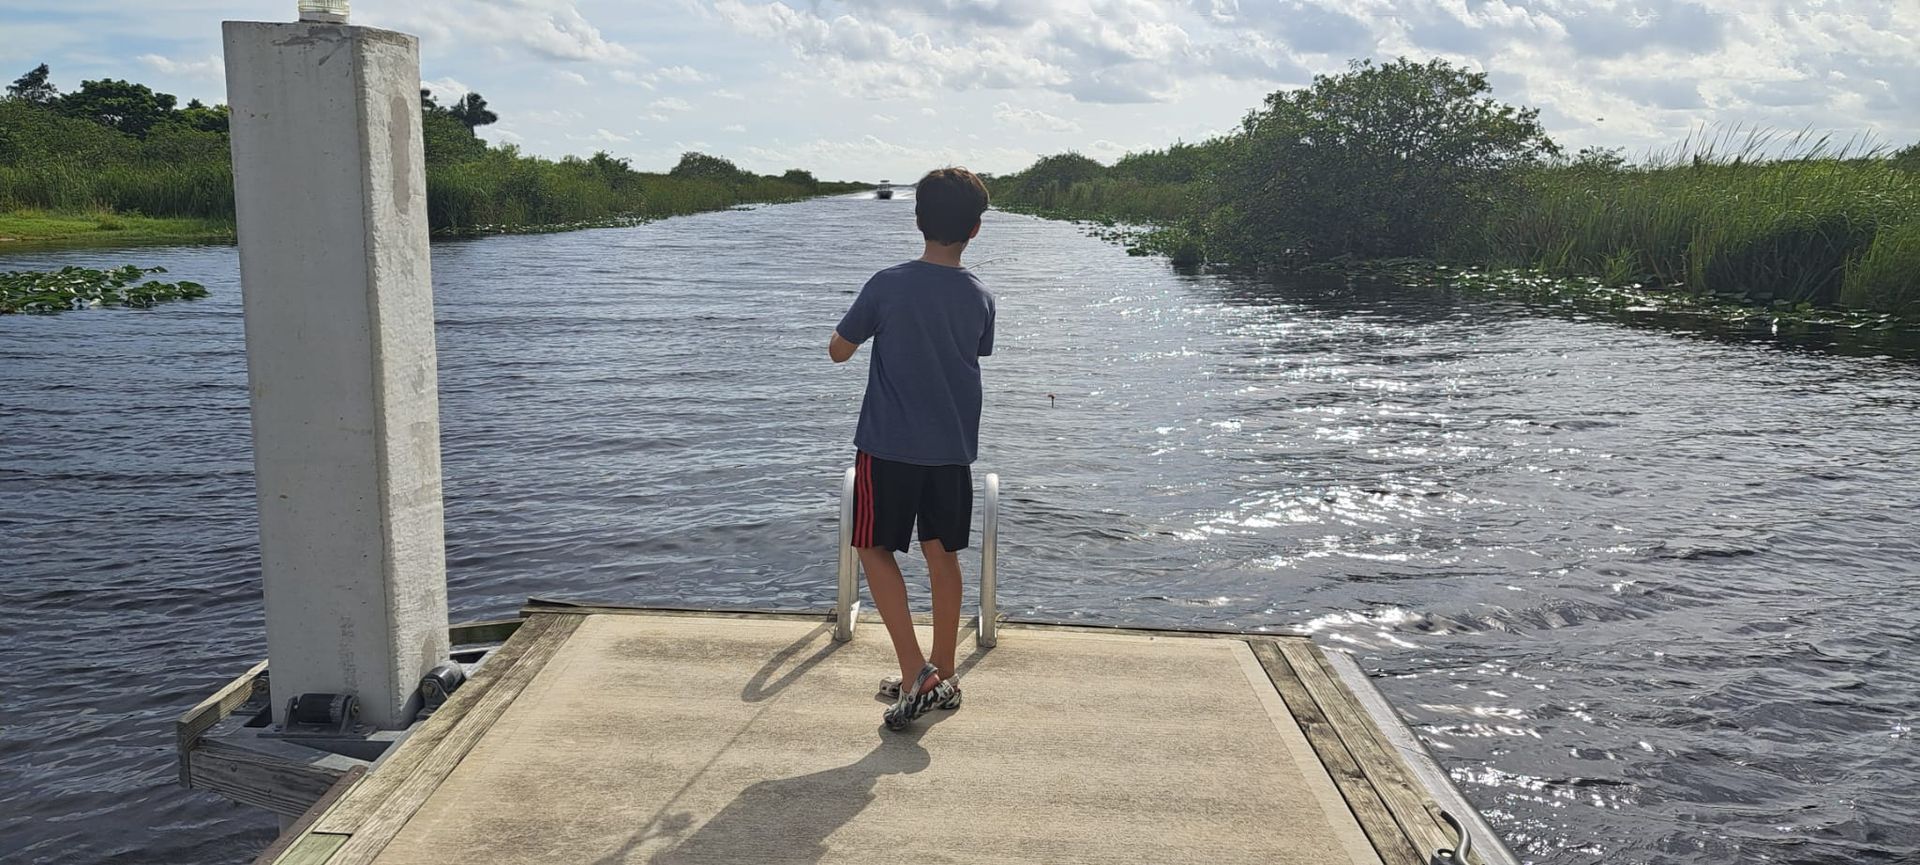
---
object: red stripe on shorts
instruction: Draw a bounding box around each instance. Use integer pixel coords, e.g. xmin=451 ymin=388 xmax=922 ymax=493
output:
xmin=856 ymin=452 xmax=871 ymax=548
xmin=863 ymin=452 xmax=877 ymax=547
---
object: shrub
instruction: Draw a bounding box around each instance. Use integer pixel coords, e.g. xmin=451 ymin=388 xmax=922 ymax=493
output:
xmin=1212 ymin=58 xmax=1558 ymax=264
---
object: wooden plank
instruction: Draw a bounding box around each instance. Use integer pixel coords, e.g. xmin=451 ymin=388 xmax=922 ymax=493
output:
xmin=189 ymin=738 xmax=345 ymax=818
xmin=273 ymin=833 xmax=348 ymax=865
xmin=1323 ymin=650 xmax=1517 ymax=865
xmin=448 ymin=617 xmax=523 ymax=646
xmin=1278 ymin=639 xmax=1461 ymax=863
xmin=176 ymin=660 xmax=269 ymax=786
xmin=310 ymin=613 xmax=562 ymax=834
xmin=315 ymin=613 xmax=585 ymax=865
xmin=254 ymin=767 xmax=365 ymax=865
xmin=1249 ymin=639 xmax=1424 ymax=865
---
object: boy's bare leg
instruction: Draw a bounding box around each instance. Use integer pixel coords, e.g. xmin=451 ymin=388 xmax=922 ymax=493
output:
xmin=857 ymin=545 xmax=937 ymax=687
xmin=923 ymin=539 xmax=963 ymax=679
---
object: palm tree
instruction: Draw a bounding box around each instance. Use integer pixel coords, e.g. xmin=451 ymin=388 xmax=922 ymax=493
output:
xmin=448 ymin=92 xmax=497 ymax=132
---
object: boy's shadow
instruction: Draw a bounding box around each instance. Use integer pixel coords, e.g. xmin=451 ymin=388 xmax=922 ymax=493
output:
xmin=648 ymin=727 xmax=937 ymax=864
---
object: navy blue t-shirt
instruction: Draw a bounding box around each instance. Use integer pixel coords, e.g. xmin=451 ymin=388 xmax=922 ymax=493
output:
xmin=835 ymin=260 xmax=995 ymax=466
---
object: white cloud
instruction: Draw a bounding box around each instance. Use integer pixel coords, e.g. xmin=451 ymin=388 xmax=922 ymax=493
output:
xmin=742 ymin=133 xmax=1036 ymax=178
xmin=650 ymin=97 xmax=693 ymax=112
xmin=556 ymin=70 xmax=589 ymax=86
xmin=135 ymin=53 xmax=222 ymax=82
xmin=653 ymin=65 xmax=709 ymax=83
xmin=613 ymin=65 xmax=711 ymax=89
xmin=994 ymin=102 xmax=1081 ymax=133
xmin=422 ymin=76 xmax=473 ymax=102
xmin=384 ymin=1 xmax=641 ymax=65
xmin=724 ymin=123 xmax=748 ymax=132
xmin=496 ymin=2 xmax=641 ymax=64
xmin=711 ymin=0 xmax=1074 ymax=98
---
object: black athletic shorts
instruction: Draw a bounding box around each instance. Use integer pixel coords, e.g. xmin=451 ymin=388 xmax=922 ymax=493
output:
xmin=851 ymin=451 xmax=972 ymax=553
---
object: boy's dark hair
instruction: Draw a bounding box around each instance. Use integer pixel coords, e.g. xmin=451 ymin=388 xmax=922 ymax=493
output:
xmin=915 ymin=167 xmax=990 ymax=245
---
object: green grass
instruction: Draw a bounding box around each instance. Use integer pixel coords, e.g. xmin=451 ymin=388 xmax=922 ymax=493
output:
xmin=0 ymin=209 xmax=234 ymax=247
xmin=0 ymin=98 xmax=865 ymax=248
xmin=1475 ymin=159 xmax=1920 ymax=316
xmin=994 ymin=178 xmax=1196 ymax=225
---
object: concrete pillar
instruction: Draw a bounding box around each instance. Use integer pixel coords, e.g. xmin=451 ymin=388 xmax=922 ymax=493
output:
xmin=223 ymin=18 xmax=449 ymax=729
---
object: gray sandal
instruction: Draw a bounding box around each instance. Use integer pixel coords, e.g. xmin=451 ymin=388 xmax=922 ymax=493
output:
xmin=883 ymin=663 xmax=959 ymax=730
xmin=879 ymin=671 xmax=963 ymax=710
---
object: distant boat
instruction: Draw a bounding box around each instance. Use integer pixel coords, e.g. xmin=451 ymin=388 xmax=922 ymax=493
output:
xmin=875 ymin=180 xmax=893 ymax=200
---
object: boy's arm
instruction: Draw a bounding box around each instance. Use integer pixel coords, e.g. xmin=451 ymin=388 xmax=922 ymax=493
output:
xmin=978 ymin=293 xmax=996 ymax=357
xmin=831 ymin=279 xmax=881 ymax=363
xmin=828 ymin=332 xmax=860 ymax=363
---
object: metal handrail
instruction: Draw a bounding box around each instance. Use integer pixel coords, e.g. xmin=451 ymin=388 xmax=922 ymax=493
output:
xmin=834 ymin=467 xmax=1000 ymax=647
xmin=835 ymin=467 xmax=860 ymax=642
xmin=979 ymin=473 xmax=999 ymax=647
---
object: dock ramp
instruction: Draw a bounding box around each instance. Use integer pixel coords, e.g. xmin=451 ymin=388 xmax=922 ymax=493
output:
xmin=238 ymin=603 xmax=1511 ymax=865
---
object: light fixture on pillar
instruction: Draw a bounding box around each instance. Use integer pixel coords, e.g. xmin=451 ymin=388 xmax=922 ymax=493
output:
xmin=297 ymin=0 xmax=348 ymax=23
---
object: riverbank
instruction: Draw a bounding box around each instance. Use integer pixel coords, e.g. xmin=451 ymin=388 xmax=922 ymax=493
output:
xmin=1 ymin=77 xmax=865 ymax=242
xmin=988 ymin=62 xmax=1920 ymax=319
xmin=0 ymin=210 xmax=234 ymax=248
xmin=996 ymin=157 xmax=1920 ymax=320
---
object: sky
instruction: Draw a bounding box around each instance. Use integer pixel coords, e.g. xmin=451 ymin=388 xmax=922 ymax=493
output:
xmin=3 ymin=0 xmax=1916 ymax=180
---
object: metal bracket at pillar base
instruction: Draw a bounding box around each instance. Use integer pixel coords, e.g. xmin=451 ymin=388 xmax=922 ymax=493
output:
xmin=836 ymin=600 xmax=863 ymax=643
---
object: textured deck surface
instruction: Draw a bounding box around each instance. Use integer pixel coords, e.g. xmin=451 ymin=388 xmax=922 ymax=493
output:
xmin=363 ymin=614 xmax=1382 ymax=865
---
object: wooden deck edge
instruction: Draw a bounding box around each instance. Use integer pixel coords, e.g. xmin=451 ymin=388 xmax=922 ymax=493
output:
xmin=288 ymin=612 xmax=586 ymax=865
xmin=1250 ymin=639 xmax=1424 ymax=865
xmin=181 ymin=618 xmax=523 ymax=795
xmin=1255 ymin=637 xmax=1508 ymax=865
xmin=189 ymin=738 xmax=347 ymax=818
xmin=176 ymin=660 xmax=269 ymax=787
xmin=1321 ymin=649 xmax=1520 ymax=865
xmin=252 ymin=767 xmax=366 ymax=865
xmin=449 ymin=616 xmax=524 ymax=646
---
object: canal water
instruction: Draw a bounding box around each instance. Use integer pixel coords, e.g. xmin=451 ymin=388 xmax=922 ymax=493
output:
xmin=2 ymin=194 xmax=1916 ymax=864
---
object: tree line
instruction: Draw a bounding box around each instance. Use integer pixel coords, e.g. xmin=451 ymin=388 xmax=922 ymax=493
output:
xmin=1 ymin=63 xmax=859 ymax=235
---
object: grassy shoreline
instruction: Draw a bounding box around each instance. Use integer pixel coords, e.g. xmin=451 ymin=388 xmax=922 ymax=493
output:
xmin=0 ymin=210 xmax=235 ymax=249
xmin=0 ymin=192 xmax=859 ymax=253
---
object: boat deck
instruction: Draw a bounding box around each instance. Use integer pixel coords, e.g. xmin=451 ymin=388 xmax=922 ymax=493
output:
xmin=258 ymin=603 xmax=1499 ymax=865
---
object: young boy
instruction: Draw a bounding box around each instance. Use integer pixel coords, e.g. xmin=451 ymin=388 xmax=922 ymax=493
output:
xmin=828 ymin=167 xmax=995 ymax=730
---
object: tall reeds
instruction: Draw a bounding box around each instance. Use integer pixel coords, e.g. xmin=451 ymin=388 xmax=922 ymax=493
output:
xmin=1480 ymin=130 xmax=1919 ymax=313
xmin=995 ymin=125 xmax=1920 ymax=317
